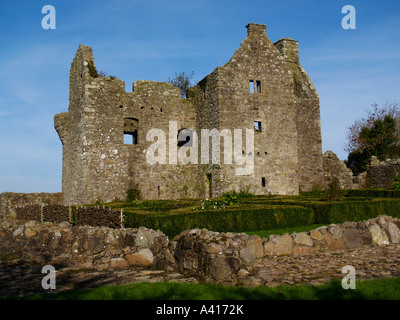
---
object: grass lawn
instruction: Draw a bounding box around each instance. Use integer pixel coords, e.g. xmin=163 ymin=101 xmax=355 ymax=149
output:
xmin=6 ymin=278 xmax=400 ymax=300
xmin=244 ymin=224 xmax=326 ymax=238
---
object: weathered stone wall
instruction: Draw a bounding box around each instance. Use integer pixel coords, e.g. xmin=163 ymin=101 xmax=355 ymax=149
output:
xmin=278 ymin=38 xmax=323 ymax=192
xmin=171 ymin=215 xmax=400 ymax=284
xmin=55 ymin=23 xmax=324 ymax=204
xmin=0 ymin=192 xmax=63 ymax=219
xmin=0 ymin=220 xmax=169 ymax=271
xmin=1 ymin=215 xmax=399 ymax=285
xmin=216 ymin=24 xmax=300 ymax=196
xmin=323 ymin=150 xmax=354 ymax=189
xmin=55 ymin=45 xmax=199 ymax=204
xmin=366 ymin=156 xmax=400 ymax=188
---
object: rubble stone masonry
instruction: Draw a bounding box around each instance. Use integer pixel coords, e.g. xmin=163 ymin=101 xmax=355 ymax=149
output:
xmin=54 ymin=23 xmax=324 ymax=205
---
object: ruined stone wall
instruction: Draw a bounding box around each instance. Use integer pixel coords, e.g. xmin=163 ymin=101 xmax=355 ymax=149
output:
xmin=122 ymin=80 xmax=198 ymax=200
xmin=198 ymin=23 xmax=300 ymax=196
xmin=55 ymin=23 xmax=325 ymax=203
xmin=2 ymin=215 xmax=399 ymax=285
xmin=0 ymin=219 xmax=169 ymax=271
xmin=366 ymin=156 xmax=400 ymax=188
xmin=189 ymin=68 xmax=223 ymax=198
xmin=323 ymin=150 xmax=354 ymax=189
xmin=275 ymin=38 xmax=323 ymax=192
xmin=172 ymin=215 xmax=400 ymax=284
xmin=0 ymin=192 xmax=63 ymax=219
xmin=55 ymin=46 xmax=200 ymax=204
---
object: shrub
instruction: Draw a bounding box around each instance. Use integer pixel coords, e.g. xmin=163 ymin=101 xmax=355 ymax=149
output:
xmin=311 ymin=199 xmax=400 ymax=224
xmin=221 ymin=190 xmax=239 ymax=206
xmin=87 ymin=60 xmax=99 ymax=78
xmin=393 ymin=174 xmax=400 ymax=190
xmin=344 ymin=189 xmax=400 ymax=198
xmin=124 ymin=205 xmax=314 ymax=238
xmin=323 ymin=177 xmax=342 ymax=201
xmin=126 ymin=185 xmax=141 ymax=202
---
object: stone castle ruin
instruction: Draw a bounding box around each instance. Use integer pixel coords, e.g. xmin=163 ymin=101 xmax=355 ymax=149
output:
xmin=55 ymin=23 xmax=324 ymax=205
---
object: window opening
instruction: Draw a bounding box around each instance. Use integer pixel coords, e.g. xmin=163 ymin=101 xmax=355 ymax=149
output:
xmin=124 ymin=118 xmax=139 ymax=145
xmin=249 ymin=80 xmax=255 ymax=93
xmin=254 ymin=121 xmax=262 ymax=133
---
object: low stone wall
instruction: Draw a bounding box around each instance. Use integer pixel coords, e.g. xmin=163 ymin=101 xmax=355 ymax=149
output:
xmin=1 ymin=215 xmax=399 ymax=286
xmin=0 ymin=192 xmax=63 ymax=219
xmin=0 ymin=220 xmax=169 ymax=271
xmin=366 ymin=156 xmax=400 ymax=188
xmin=170 ymin=215 xmax=400 ymax=284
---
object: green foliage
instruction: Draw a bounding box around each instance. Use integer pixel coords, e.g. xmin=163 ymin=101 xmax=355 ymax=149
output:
xmin=126 ymin=185 xmax=141 ymax=202
xmin=323 ymin=177 xmax=342 ymax=202
xmin=221 ymin=190 xmax=239 ymax=206
xmin=393 ymin=174 xmax=400 ymax=190
xmin=124 ymin=205 xmax=315 ymax=238
xmin=87 ymin=60 xmax=99 ymax=78
xmin=15 ymin=278 xmax=400 ymax=300
xmin=311 ymin=199 xmax=400 ymax=224
xmin=344 ymin=189 xmax=400 ymax=198
xmin=193 ymin=198 xmax=225 ymax=211
xmin=359 ymin=115 xmax=399 ymax=160
xmin=345 ymin=149 xmax=370 ymax=176
xmin=345 ymin=102 xmax=400 ymax=175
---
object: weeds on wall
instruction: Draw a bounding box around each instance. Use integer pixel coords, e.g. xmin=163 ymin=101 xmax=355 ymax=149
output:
xmin=393 ymin=174 xmax=400 ymax=190
xmin=126 ymin=185 xmax=142 ymax=202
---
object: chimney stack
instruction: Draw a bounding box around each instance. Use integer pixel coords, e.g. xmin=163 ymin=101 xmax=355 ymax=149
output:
xmin=246 ymin=23 xmax=267 ymax=38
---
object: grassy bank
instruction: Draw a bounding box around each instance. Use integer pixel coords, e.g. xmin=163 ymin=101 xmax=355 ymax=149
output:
xmin=7 ymin=278 xmax=400 ymax=300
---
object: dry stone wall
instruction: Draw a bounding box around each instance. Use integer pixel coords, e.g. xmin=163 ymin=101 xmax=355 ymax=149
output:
xmin=366 ymin=156 xmax=400 ymax=188
xmin=170 ymin=215 xmax=400 ymax=284
xmin=0 ymin=192 xmax=63 ymax=219
xmin=0 ymin=220 xmax=169 ymax=271
xmin=2 ymin=215 xmax=399 ymax=286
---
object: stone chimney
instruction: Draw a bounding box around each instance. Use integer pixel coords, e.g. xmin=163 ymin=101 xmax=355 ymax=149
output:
xmin=246 ymin=23 xmax=267 ymax=38
xmin=274 ymin=38 xmax=299 ymax=63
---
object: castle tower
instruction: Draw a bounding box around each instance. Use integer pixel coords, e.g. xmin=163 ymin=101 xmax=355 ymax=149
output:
xmin=55 ymin=24 xmax=324 ymax=204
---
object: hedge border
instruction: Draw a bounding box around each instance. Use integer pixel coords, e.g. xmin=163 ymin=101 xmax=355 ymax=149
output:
xmin=124 ymin=206 xmax=314 ymax=238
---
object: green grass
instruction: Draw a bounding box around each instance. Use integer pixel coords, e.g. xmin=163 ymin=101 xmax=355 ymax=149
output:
xmin=7 ymin=278 xmax=400 ymax=300
xmin=244 ymin=224 xmax=326 ymax=239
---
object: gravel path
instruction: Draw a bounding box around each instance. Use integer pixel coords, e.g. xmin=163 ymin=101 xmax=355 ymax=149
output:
xmin=1 ymin=244 xmax=399 ymax=298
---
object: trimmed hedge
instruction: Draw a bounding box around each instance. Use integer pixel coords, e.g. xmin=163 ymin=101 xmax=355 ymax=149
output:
xmin=310 ymin=199 xmax=400 ymax=224
xmin=344 ymin=189 xmax=400 ymax=198
xmin=301 ymin=189 xmax=400 ymax=199
xmin=124 ymin=205 xmax=314 ymax=238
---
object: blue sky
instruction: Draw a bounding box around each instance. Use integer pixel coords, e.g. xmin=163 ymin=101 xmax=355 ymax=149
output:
xmin=0 ymin=0 xmax=399 ymax=193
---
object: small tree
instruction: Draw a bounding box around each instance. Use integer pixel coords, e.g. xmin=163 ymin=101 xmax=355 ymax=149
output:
xmin=345 ymin=101 xmax=400 ymax=175
xmin=167 ymin=71 xmax=194 ymax=98
xmin=323 ymin=177 xmax=343 ymax=201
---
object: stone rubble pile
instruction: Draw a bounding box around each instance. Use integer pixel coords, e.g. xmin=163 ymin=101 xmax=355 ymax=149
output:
xmin=1 ymin=215 xmax=400 ymax=286
xmin=169 ymin=215 xmax=400 ymax=284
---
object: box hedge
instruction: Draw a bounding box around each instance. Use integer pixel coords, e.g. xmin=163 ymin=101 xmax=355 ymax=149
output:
xmin=115 ymin=194 xmax=400 ymax=237
xmin=124 ymin=205 xmax=314 ymax=238
xmin=310 ymin=199 xmax=400 ymax=224
xmin=344 ymin=189 xmax=400 ymax=198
